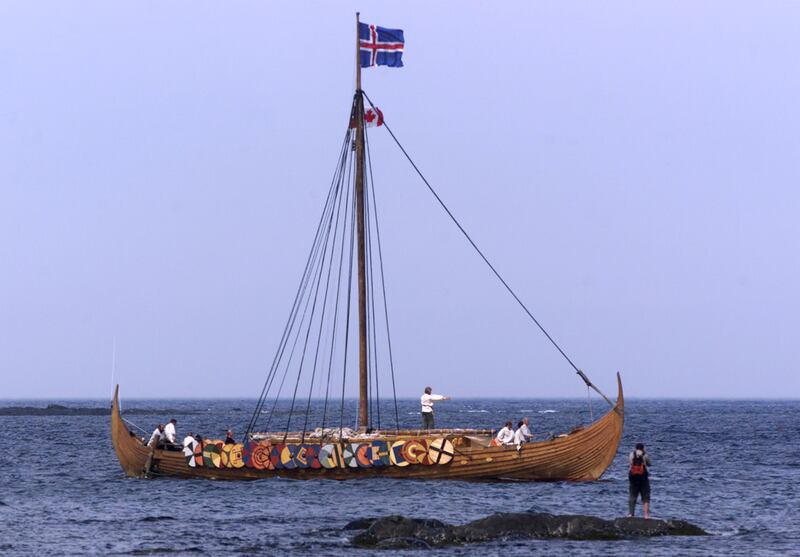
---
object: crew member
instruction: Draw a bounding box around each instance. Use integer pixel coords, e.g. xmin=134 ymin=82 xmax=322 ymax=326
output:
xmin=225 ymin=429 xmax=236 ymax=444
xmin=182 ymin=432 xmax=196 ymax=451
xmin=164 ymin=418 xmax=177 ymax=445
xmin=148 ymin=424 xmax=164 ymax=448
xmin=514 ymin=417 xmax=533 ymax=448
xmin=182 ymin=433 xmax=197 ymax=465
xmin=496 ymin=421 xmax=515 ymax=445
xmin=420 ymin=386 xmax=450 ymax=430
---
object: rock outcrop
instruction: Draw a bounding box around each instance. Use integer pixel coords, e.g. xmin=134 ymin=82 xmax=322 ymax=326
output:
xmin=349 ymin=512 xmax=707 ymax=548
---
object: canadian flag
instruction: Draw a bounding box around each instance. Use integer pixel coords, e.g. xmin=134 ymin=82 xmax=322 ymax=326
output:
xmin=350 ymin=107 xmax=384 ymax=129
xmin=364 ymin=107 xmax=384 ymax=127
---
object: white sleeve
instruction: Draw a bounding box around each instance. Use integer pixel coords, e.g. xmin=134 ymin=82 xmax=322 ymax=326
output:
xmin=431 ymin=394 xmax=446 ymax=401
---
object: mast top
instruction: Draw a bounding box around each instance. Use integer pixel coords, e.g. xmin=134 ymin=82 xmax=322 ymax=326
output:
xmin=355 ymin=13 xmax=362 ymax=92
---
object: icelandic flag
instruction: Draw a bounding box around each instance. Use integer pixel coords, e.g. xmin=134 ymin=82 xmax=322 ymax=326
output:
xmin=359 ymin=22 xmax=404 ymax=68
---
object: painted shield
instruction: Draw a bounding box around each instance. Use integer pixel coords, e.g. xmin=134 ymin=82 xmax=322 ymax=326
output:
xmin=242 ymin=440 xmax=255 ymax=468
xmin=270 ymin=444 xmax=285 ymax=470
xmin=202 ymin=442 xmax=222 ymax=468
xmin=369 ymin=441 xmax=390 ymax=467
xmin=427 ymin=438 xmax=455 ymax=465
xmin=250 ymin=441 xmax=273 ymax=470
xmin=418 ymin=440 xmax=433 ymax=465
xmin=402 ymin=440 xmax=429 ymax=465
xmin=280 ymin=445 xmax=298 ymax=470
xmin=183 ymin=443 xmax=196 ymax=467
xmin=318 ymin=444 xmax=343 ymax=469
xmin=304 ymin=444 xmax=322 ymax=469
xmin=227 ymin=443 xmax=245 ymax=468
xmin=355 ymin=444 xmax=373 ymax=468
xmin=389 ymin=440 xmax=410 ymax=467
xmin=193 ymin=442 xmax=204 ymax=467
xmin=293 ymin=445 xmax=310 ymax=469
xmin=342 ymin=443 xmax=360 ymax=468
xmin=220 ymin=444 xmax=234 ymax=468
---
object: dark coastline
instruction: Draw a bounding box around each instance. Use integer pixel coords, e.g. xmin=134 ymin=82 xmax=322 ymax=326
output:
xmin=0 ymin=404 xmax=198 ymax=416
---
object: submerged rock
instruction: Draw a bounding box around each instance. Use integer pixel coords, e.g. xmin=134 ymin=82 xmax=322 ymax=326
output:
xmin=343 ymin=517 xmax=378 ymax=531
xmin=352 ymin=516 xmax=454 ymax=547
xmin=347 ymin=512 xmax=707 ymax=548
xmin=613 ymin=517 xmax=708 ymax=537
xmin=454 ymin=512 xmax=622 ymax=542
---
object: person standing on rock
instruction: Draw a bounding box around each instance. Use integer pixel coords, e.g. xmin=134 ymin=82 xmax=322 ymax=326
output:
xmin=628 ymin=442 xmax=652 ymax=519
xmin=420 ymin=386 xmax=450 ymax=430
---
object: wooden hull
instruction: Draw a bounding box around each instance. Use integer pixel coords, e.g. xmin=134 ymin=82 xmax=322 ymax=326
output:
xmin=111 ymin=374 xmax=624 ymax=481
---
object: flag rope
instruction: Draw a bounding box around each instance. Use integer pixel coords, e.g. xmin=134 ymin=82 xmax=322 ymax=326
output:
xmin=361 ymin=90 xmax=613 ymax=406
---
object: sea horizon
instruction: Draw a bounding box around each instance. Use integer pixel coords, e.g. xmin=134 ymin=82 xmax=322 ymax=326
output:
xmin=2 ymin=395 xmax=798 ymax=402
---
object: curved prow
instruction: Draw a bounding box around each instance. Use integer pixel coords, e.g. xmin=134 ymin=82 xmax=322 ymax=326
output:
xmin=576 ymin=372 xmax=624 ymax=480
xmin=111 ymin=385 xmax=149 ymax=477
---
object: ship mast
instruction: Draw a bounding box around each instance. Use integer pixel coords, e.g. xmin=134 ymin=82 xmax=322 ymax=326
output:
xmin=354 ymin=13 xmax=369 ymax=430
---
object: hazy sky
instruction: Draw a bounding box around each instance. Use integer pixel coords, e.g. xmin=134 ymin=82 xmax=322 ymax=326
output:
xmin=1 ymin=2 xmax=798 ymax=399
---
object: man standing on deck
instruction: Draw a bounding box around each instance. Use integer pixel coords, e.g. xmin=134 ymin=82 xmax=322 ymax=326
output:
xmin=182 ymin=433 xmax=197 ymax=466
xmin=164 ymin=418 xmax=177 ymax=446
xmin=421 ymin=386 xmax=450 ymax=430
xmin=182 ymin=432 xmax=196 ymax=451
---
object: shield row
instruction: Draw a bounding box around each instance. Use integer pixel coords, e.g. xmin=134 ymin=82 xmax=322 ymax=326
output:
xmin=183 ymin=438 xmax=455 ymax=470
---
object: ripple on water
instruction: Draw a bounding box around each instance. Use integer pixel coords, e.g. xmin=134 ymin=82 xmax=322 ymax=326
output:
xmin=0 ymin=398 xmax=798 ymax=556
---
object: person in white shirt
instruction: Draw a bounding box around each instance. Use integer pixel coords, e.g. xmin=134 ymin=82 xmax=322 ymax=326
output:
xmin=182 ymin=433 xmax=197 ymax=466
xmin=182 ymin=433 xmax=196 ymax=451
xmin=148 ymin=424 xmax=164 ymax=448
xmin=420 ymin=386 xmax=450 ymax=430
xmin=514 ymin=417 xmax=533 ymax=448
xmin=496 ymin=421 xmax=515 ymax=445
xmin=164 ymin=419 xmax=177 ymax=445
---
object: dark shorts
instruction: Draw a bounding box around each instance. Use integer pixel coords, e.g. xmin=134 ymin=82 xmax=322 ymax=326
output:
xmin=629 ymin=477 xmax=651 ymax=503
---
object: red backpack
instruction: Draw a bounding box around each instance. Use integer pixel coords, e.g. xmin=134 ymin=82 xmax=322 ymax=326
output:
xmin=630 ymin=452 xmax=646 ymax=476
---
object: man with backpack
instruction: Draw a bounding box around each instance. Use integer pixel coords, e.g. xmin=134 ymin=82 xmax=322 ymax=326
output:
xmin=628 ymin=442 xmax=652 ymax=518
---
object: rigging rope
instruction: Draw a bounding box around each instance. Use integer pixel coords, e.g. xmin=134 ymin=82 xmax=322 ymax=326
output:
xmin=365 ymin=125 xmax=400 ymax=431
xmin=264 ymin=152 xmax=348 ymax=433
xmin=284 ymin=158 xmax=344 ymax=442
xmin=368 ymin=158 xmax=382 ymax=430
xmin=361 ymin=90 xmax=613 ymax=406
xmin=339 ymin=155 xmax=358 ymax=438
xmin=300 ymin=145 xmax=350 ymax=442
xmin=121 ymin=417 xmax=149 ymax=435
xmin=321 ymin=154 xmax=354 ymax=433
xmin=244 ymin=130 xmax=351 ymax=439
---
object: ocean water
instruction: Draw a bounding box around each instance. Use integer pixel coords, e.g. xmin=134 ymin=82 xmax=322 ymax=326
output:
xmin=0 ymin=398 xmax=798 ymax=556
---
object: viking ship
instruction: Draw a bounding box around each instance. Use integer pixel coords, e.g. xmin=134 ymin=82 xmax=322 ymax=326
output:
xmin=111 ymin=15 xmax=624 ymax=481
